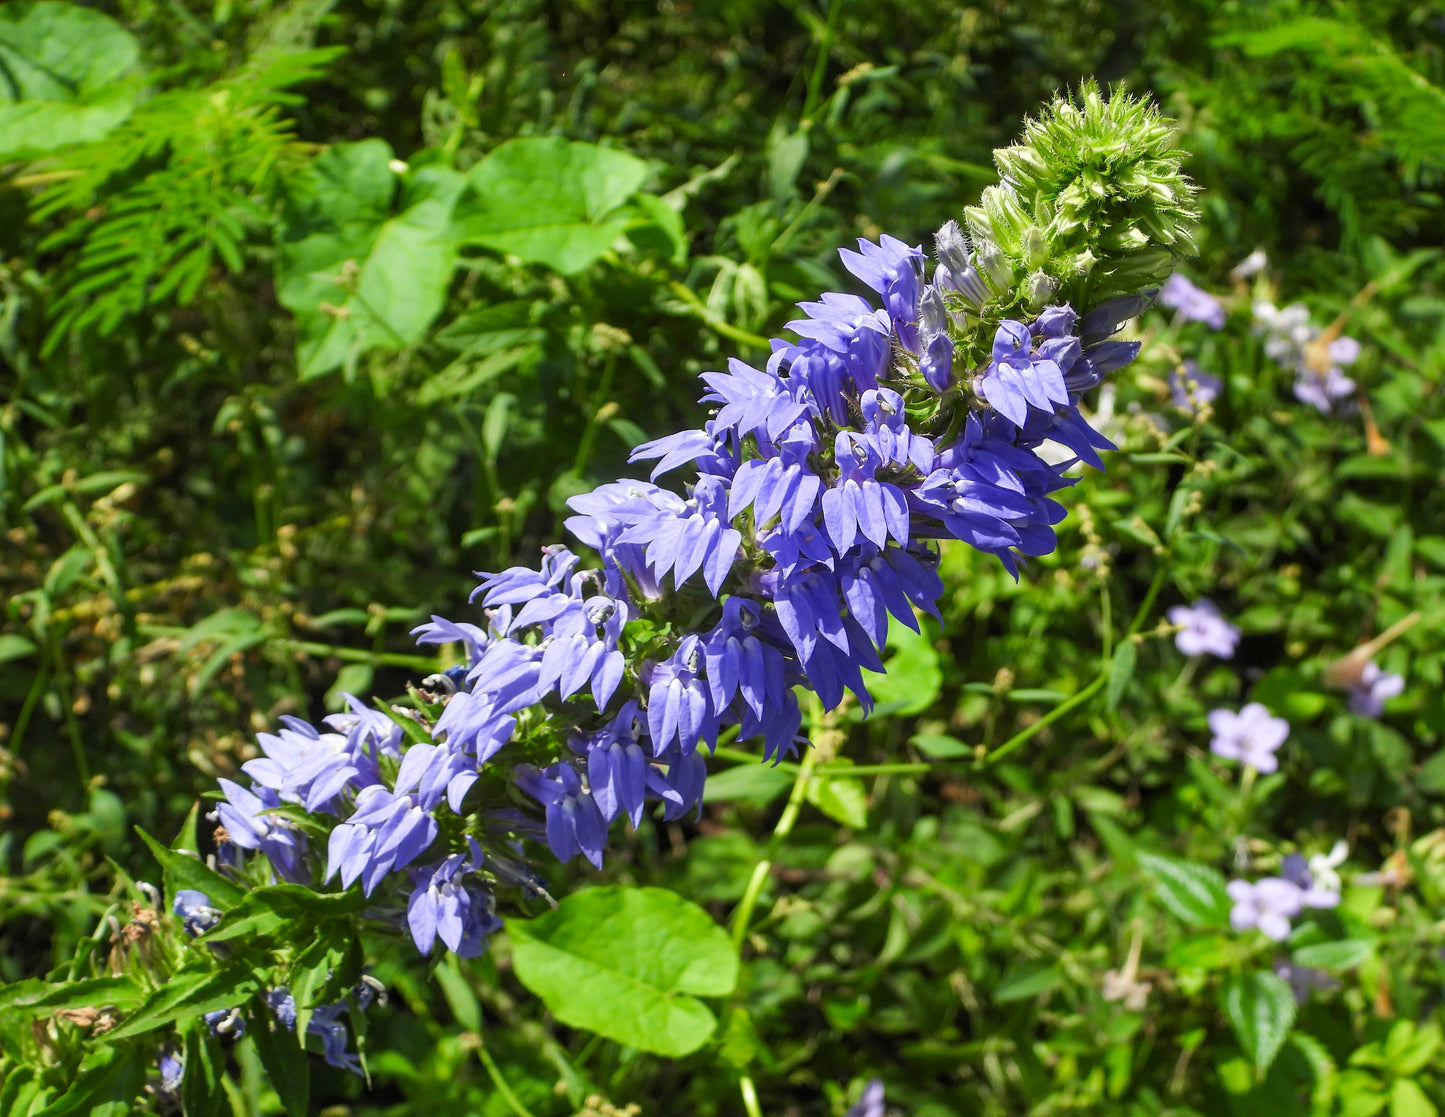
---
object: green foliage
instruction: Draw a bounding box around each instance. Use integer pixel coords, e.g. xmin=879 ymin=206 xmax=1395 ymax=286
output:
xmin=3 ymin=0 xmax=1445 ymax=1115
xmin=0 ymin=2 xmax=142 ymax=160
xmin=509 ymin=886 xmax=738 ymax=1057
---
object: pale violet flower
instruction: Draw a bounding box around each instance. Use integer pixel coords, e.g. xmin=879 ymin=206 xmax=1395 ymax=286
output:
xmin=1159 ymin=273 xmax=1225 ymax=329
xmin=1168 ymin=360 xmax=1221 ymax=411
xmin=1347 ymin=660 xmax=1404 ymax=718
xmin=1208 ymin=702 xmax=1288 ymax=773
xmin=1167 ymin=598 xmax=1240 ymax=658
xmin=1227 ymin=877 xmax=1303 ymax=940
xmin=845 ymin=1080 xmax=886 ymax=1117
xmin=1230 ymin=249 xmax=1268 ymax=280
xmin=1280 ymin=851 xmax=1343 ymax=909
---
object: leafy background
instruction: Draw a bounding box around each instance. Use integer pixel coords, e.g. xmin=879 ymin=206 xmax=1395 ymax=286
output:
xmin=2 ymin=0 xmax=1445 ymax=1114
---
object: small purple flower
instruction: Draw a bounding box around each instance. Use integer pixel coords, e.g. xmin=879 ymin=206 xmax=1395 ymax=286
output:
xmin=1347 ymin=660 xmax=1404 ymax=718
xmin=1227 ymin=877 xmax=1303 ymax=941
xmin=1167 ymin=598 xmax=1240 ymax=658
xmin=204 ymin=1007 xmax=245 ymax=1038
xmin=1293 ymin=365 xmax=1356 ymax=414
xmin=1168 ymin=360 xmax=1221 ymax=411
xmin=157 ymin=1052 xmax=184 ymax=1096
xmin=1208 ymin=703 xmax=1289 ymax=773
xmin=1274 ymin=959 xmax=1339 ymax=1004
xmin=172 ymin=889 xmax=222 ymax=937
xmin=1159 ymin=273 xmax=1225 ymax=329
xmin=845 ymin=1079 xmax=886 ymax=1117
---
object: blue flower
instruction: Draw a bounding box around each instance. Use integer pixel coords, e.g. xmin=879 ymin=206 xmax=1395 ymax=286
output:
xmin=407 ymin=840 xmax=504 ymax=958
xmin=172 ymin=889 xmax=222 ymax=937
xmin=514 ymin=762 xmax=608 ymax=869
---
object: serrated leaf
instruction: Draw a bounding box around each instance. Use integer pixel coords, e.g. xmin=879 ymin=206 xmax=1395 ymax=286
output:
xmin=509 ymin=886 xmax=737 ymax=1057
xmin=1222 ymin=971 xmax=1297 ymax=1075
xmin=107 ymin=963 xmax=259 ymax=1039
xmin=137 ymin=827 xmax=246 ymax=908
xmin=453 ymin=137 xmax=650 ymax=273
xmin=0 ymin=976 xmax=145 ymax=1016
xmin=1137 ymin=851 xmax=1231 ymax=926
xmin=31 ymin=1041 xmax=147 ymax=1117
xmin=249 ymin=999 xmax=310 ymax=1117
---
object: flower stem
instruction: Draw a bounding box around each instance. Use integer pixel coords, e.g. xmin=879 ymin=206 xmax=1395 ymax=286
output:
xmin=729 ymin=710 xmax=824 ymax=953
xmin=476 ymin=1043 xmax=538 ymax=1117
xmin=740 ymin=1074 xmax=765 ymax=1117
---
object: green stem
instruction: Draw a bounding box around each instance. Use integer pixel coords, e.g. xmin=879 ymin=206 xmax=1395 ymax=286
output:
xmin=801 ymin=0 xmax=842 ymax=123
xmin=476 ymin=1043 xmax=538 ymax=1117
xmin=740 ymin=1074 xmax=765 ymax=1117
xmin=982 ymin=562 xmax=1170 ymax=767
xmin=729 ymin=734 xmax=821 ymax=953
xmin=667 ymin=282 xmax=772 ymax=350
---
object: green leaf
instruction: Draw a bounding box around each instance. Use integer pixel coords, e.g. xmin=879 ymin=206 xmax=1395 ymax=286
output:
xmin=1391 ymin=1080 xmax=1438 ymax=1117
xmin=0 ymin=976 xmax=145 ymax=1017
xmin=806 ymin=761 xmax=868 ymax=828
xmin=703 ymin=762 xmax=793 ymax=805
xmin=1137 ymin=851 xmax=1231 ymax=926
xmin=0 ymin=634 xmax=38 ymax=664
xmin=249 ymin=997 xmax=310 ymax=1117
xmin=277 ymin=141 xmax=465 ymax=378
xmin=202 ymin=883 xmax=366 ymax=944
xmin=182 ymin=1026 xmax=225 ymax=1117
xmin=866 ymin=620 xmax=941 ymax=716
xmin=910 ymin=733 xmax=971 ymax=759
xmin=1106 ymin=639 xmax=1137 ymax=711
xmin=453 ymin=137 xmax=650 ymax=273
xmin=509 ymin=885 xmax=738 ymax=1057
xmin=107 ymin=963 xmax=259 ymax=1039
xmin=1291 ymin=939 xmax=1375 ymax=969
xmin=32 ymin=1041 xmax=147 ymax=1117
xmin=136 ymin=826 xmax=246 ymax=908
xmin=1222 ymin=971 xmax=1297 ymax=1075
xmin=0 ymin=2 xmax=140 ymax=160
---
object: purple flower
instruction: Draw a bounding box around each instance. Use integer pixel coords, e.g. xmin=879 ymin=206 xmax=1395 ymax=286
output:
xmin=514 ymin=763 xmax=608 ymax=869
xmin=1274 ymin=960 xmax=1339 ymax=1004
xmin=325 ymin=786 xmax=439 ymax=895
xmin=1208 ymin=703 xmax=1289 ymax=773
xmin=172 ymin=889 xmax=222 ymax=937
xmin=1347 ymin=660 xmax=1404 ymax=718
xmin=406 ymin=840 xmax=504 ymax=958
xmin=204 ymin=1007 xmax=245 ymax=1037
xmin=1159 ymin=273 xmax=1225 ymax=329
xmin=157 ymin=1052 xmax=184 ymax=1096
xmin=267 ymin=989 xmax=364 ymax=1074
xmin=846 ymin=1080 xmax=886 ymax=1117
xmin=1226 ymin=877 xmax=1303 ymax=941
xmin=1293 ymin=365 xmax=1356 ymax=414
xmin=1167 ymin=598 xmax=1239 ymax=658
xmin=1168 ymin=360 xmax=1220 ymax=411
xmin=978 ymin=320 xmax=1070 ymax=427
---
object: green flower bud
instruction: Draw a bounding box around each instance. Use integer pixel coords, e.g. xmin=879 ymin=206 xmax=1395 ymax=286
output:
xmin=985 ymin=79 xmax=1198 ymax=312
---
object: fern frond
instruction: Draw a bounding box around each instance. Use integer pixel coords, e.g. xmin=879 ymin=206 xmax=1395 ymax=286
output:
xmin=29 ymin=46 xmax=341 ymax=353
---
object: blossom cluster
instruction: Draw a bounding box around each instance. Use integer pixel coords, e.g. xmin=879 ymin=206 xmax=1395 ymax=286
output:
xmin=209 ymin=88 xmax=1201 ymax=961
xmin=1253 ymin=300 xmax=1361 ymax=414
